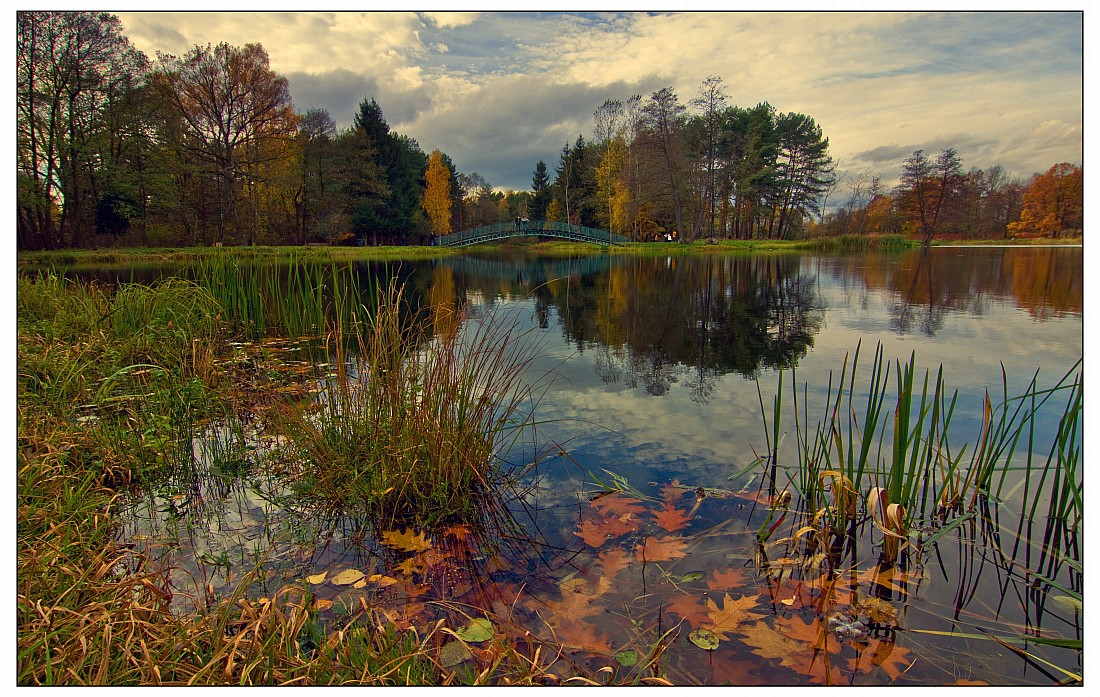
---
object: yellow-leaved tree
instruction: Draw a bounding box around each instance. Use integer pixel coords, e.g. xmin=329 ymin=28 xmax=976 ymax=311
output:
xmin=421 ymin=149 xmax=452 ymax=236
xmin=1007 ymin=163 xmax=1082 ymax=239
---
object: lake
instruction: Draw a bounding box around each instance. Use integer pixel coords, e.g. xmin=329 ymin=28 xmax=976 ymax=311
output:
xmin=92 ymin=245 xmax=1081 ymax=685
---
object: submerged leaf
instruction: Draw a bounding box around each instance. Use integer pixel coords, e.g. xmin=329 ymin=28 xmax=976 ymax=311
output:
xmin=329 ymin=568 xmax=365 ymax=585
xmin=704 ymin=593 xmax=765 ymax=639
xmin=652 ymin=502 xmax=693 ymax=532
xmin=636 ymin=535 xmax=688 ymax=562
xmin=455 ymin=617 xmax=494 ymax=643
xmin=439 ymin=641 xmax=472 ymax=667
xmin=689 ymin=628 xmax=721 ymax=650
xmin=381 ymin=528 xmax=433 ymax=552
xmin=368 ymin=574 xmax=399 ymax=587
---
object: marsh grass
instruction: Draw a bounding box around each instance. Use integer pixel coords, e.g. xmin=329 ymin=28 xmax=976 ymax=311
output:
xmin=17 ymin=270 xmax=604 ymax=686
xmin=754 ymin=341 xmax=1082 ymax=567
xmin=278 ymin=278 xmax=547 ymax=527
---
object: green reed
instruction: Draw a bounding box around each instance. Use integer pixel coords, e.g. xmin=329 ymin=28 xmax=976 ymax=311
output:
xmin=278 ymin=277 xmax=546 ymax=527
xmin=755 ymin=342 xmax=1082 ymax=564
xmin=192 ymin=252 xmax=359 ymax=339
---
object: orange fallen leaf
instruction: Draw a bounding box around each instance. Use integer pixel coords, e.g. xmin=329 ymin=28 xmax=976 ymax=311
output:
xmin=707 ymin=567 xmax=750 ymax=592
xmin=846 ymin=638 xmax=914 ymax=681
xmin=636 ymin=535 xmax=688 ymax=562
xmin=664 ymin=593 xmax=711 ymax=628
xmin=575 ymin=518 xmax=613 ymax=548
xmin=776 ymin=614 xmax=838 ymax=654
xmin=704 ymin=592 xmax=765 ymax=639
xmin=651 ymin=501 xmax=692 ymax=532
xmin=596 ymin=547 xmax=632 ymax=580
xmin=590 ymin=492 xmax=646 ymax=518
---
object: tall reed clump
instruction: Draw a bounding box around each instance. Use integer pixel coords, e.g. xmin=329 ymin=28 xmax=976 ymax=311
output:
xmin=192 ymin=252 xmax=358 ymax=339
xmin=754 ymin=341 xmax=1082 ymax=565
xmin=807 ymin=234 xmax=914 ymax=253
xmin=279 ymin=279 xmax=545 ymax=527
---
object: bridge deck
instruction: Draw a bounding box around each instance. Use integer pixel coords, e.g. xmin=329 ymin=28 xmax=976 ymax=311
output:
xmin=436 ymin=220 xmax=629 ymax=247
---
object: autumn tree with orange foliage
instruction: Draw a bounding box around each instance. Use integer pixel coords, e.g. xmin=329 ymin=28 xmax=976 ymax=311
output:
xmin=421 ymin=149 xmax=453 ymax=237
xmin=1007 ymin=163 xmax=1082 ymax=239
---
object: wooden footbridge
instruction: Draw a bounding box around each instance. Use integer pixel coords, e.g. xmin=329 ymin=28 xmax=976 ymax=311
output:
xmin=435 ymin=220 xmax=630 ymax=247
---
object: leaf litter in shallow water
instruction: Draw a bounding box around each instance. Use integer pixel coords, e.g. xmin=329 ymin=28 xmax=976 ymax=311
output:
xmin=689 ymin=628 xmax=721 ymax=650
xmin=329 ymin=568 xmax=366 ymax=585
xmin=455 ymin=617 xmax=494 ymax=643
xmin=381 ymin=528 xmax=433 ymax=552
xmin=636 ymin=535 xmax=688 ymax=562
xmin=704 ymin=593 xmax=766 ymax=639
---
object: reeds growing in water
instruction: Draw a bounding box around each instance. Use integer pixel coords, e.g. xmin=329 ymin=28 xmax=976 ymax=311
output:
xmin=277 ymin=278 xmax=547 ymax=527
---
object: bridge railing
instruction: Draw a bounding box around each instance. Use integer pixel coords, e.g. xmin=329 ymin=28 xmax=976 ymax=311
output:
xmin=436 ymin=220 xmax=630 ymax=247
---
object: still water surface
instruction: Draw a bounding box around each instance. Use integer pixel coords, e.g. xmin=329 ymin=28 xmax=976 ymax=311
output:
xmin=104 ymin=246 xmax=1081 ymax=685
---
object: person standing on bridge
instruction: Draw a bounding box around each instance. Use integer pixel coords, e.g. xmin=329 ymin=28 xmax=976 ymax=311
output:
xmin=515 ymin=216 xmax=522 ymax=231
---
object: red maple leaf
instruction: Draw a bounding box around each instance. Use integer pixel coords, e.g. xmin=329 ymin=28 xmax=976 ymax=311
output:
xmin=544 ymin=616 xmax=614 ymax=655
xmin=651 ymin=501 xmax=692 ymax=532
xmin=785 ymin=650 xmax=848 ymax=685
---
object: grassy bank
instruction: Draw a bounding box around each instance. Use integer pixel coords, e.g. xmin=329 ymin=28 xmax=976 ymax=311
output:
xmin=16 ymin=243 xmax=455 ymax=268
xmin=18 ymin=233 xmax=1079 ymax=268
xmin=14 ymin=273 xmax=593 ymax=686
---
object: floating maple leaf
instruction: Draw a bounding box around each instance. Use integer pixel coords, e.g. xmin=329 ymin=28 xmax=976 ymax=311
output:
xmin=784 ymin=649 xmax=848 ymax=685
xmin=636 ymin=535 xmax=688 ymax=562
xmin=534 ymin=578 xmax=601 ymax=619
xmin=704 ymin=592 xmax=765 ymax=639
xmin=739 ymin=619 xmax=805 ymax=663
xmin=544 ymin=616 xmax=614 ymax=655
xmin=651 ymin=501 xmax=692 ymax=532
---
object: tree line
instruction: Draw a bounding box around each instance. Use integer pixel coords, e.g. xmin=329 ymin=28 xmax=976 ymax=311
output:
xmin=16 ymin=12 xmax=1082 ymax=251
xmin=18 ymin=11 xmax=486 ymax=250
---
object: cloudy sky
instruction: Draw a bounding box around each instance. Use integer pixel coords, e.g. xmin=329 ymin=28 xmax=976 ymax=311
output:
xmin=114 ymin=8 xmax=1084 ymax=193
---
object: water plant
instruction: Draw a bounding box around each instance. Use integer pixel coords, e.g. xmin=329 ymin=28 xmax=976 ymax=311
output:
xmin=277 ymin=278 xmax=547 ymax=527
xmin=751 ymin=340 xmax=1082 ymax=569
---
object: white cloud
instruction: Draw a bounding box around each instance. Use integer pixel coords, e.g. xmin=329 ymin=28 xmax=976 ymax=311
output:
xmin=115 ymin=10 xmax=1083 ymax=191
xmin=422 ymin=12 xmax=480 ymax=29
